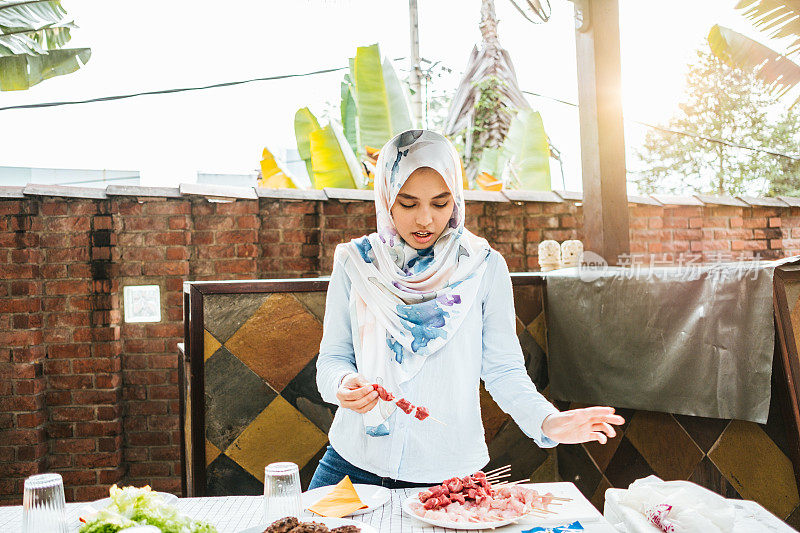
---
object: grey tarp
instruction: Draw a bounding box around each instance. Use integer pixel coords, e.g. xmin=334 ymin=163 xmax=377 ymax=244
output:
xmin=545 ymin=260 xmax=793 ymax=423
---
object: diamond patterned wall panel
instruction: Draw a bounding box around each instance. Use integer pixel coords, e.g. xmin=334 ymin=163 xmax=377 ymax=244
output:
xmin=200 ymin=292 xmax=329 ymax=495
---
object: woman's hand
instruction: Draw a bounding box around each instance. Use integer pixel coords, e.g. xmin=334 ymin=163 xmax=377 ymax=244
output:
xmin=336 ymin=373 xmax=379 ymax=413
xmin=541 ymin=406 xmax=625 ymax=445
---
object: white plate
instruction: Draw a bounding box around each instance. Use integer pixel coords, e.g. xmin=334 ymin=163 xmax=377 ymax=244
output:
xmin=238 ymin=516 xmax=378 ymax=533
xmin=302 ymin=484 xmax=390 ymax=517
xmin=401 ymin=494 xmax=521 ymax=530
xmin=88 ymin=491 xmax=179 ymax=510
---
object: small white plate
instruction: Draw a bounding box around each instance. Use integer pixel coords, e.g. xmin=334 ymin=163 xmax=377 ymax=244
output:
xmin=238 ymin=516 xmax=378 ymax=533
xmin=302 ymin=484 xmax=390 ymax=517
xmin=401 ymin=495 xmax=521 ymax=530
xmin=88 ymin=491 xmax=179 ymax=510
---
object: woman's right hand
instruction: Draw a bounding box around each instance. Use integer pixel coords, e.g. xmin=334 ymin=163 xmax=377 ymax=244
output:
xmin=336 ymin=373 xmax=379 ymax=413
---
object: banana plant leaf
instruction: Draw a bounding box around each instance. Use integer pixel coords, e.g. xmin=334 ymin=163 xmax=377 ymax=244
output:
xmin=0 ymin=0 xmax=67 ymax=28
xmin=502 ymin=109 xmax=551 ymax=191
xmin=0 ymin=25 xmax=74 ymax=56
xmin=259 ymin=147 xmax=298 ymax=189
xmin=0 ymin=46 xmax=89 ymax=90
xmin=340 ymin=74 xmax=358 ymax=154
xmin=309 ymin=124 xmax=361 ymax=189
xmin=352 ymin=43 xmax=412 ymax=153
xmin=708 ymin=24 xmax=800 ymax=99
xmin=477 ymin=147 xmax=509 ymax=182
xmin=735 ymin=0 xmax=800 ymax=57
xmin=0 ymin=0 xmax=74 ymax=55
xmin=294 ymin=107 xmax=321 ymax=187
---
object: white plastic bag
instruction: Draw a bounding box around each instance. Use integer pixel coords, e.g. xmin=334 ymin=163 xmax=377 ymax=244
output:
xmin=617 ymin=476 xmax=734 ymax=532
xmin=605 ymin=476 xmax=795 ymax=533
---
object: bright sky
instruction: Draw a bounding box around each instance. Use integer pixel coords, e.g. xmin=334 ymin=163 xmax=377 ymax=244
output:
xmin=1 ymin=0 xmax=791 ymax=190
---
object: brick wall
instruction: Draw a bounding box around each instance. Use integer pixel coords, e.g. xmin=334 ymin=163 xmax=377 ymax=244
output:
xmin=0 ymin=187 xmax=797 ymax=503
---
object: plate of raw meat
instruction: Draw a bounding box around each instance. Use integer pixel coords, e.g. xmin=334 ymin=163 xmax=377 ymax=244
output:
xmin=402 ymin=473 xmax=559 ymax=530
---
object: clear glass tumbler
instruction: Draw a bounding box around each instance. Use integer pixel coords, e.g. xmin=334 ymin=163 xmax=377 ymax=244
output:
xmin=264 ymin=462 xmax=302 ymax=523
xmin=22 ymin=473 xmax=67 ymax=533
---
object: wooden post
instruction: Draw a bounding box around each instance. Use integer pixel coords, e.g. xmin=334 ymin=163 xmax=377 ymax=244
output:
xmin=408 ymin=0 xmax=423 ymax=127
xmin=573 ymin=0 xmax=630 ymax=265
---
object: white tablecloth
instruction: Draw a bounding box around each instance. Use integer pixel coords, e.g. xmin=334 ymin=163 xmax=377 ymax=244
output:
xmin=0 ymin=482 xmax=618 ymax=533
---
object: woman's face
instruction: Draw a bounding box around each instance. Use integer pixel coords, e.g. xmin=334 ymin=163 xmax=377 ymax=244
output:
xmin=390 ymin=167 xmax=454 ymax=249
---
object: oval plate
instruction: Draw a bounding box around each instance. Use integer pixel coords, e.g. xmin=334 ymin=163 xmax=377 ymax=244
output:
xmin=302 ymin=484 xmax=390 ymax=517
xmin=401 ymin=494 xmax=522 ymax=530
xmin=238 ymin=516 xmax=378 ymax=533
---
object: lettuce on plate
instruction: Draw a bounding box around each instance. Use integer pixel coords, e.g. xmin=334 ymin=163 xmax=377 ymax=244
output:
xmin=79 ymin=485 xmax=217 ymax=533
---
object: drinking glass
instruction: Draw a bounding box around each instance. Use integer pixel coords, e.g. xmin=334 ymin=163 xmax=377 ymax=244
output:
xmin=22 ymin=473 xmax=67 ymax=533
xmin=264 ymin=462 xmax=302 ymax=523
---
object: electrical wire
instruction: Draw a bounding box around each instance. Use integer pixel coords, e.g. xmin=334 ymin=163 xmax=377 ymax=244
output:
xmin=3 ymin=61 xmax=798 ymax=162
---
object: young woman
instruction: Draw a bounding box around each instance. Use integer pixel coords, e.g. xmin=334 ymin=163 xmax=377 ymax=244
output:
xmin=310 ymin=130 xmax=623 ymax=489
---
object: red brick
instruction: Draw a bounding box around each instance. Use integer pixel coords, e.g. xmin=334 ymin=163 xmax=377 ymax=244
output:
xmin=45 ymin=280 xmax=91 ymax=295
xmin=75 ymin=420 xmax=122 ymax=437
xmin=53 ymin=438 xmax=96 ymax=454
xmin=129 ymin=432 xmax=170 ymax=447
xmin=142 ymin=261 xmax=189 ymax=276
xmin=72 ymin=389 xmax=121 ymax=405
xmin=51 ymin=407 xmax=94 ymax=422
xmin=128 ymin=462 xmax=171 ymax=477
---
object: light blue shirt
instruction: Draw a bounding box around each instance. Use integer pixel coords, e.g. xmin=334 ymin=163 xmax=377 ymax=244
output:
xmin=316 ymin=249 xmax=559 ymax=483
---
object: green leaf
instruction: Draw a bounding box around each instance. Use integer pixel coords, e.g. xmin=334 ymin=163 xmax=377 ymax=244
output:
xmin=476 ymin=147 xmax=508 ymax=179
xmin=293 ymin=107 xmax=320 ymax=186
xmin=0 ymin=1 xmax=67 ymax=32
xmin=352 ymin=43 xmax=412 ymax=152
xmin=502 ymin=109 xmax=551 ymax=191
xmin=735 ymin=0 xmax=800 ymax=57
xmin=0 ymin=46 xmax=89 ymax=90
xmin=309 ymin=124 xmax=360 ymax=189
xmin=381 ymin=56 xmax=413 ymax=131
xmin=708 ymin=24 xmax=800 ymax=98
xmin=340 ymin=77 xmax=358 ymax=154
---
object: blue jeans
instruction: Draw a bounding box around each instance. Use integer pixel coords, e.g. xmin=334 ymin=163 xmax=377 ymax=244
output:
xmin=308 ymin=446 xmax=433 ymax=490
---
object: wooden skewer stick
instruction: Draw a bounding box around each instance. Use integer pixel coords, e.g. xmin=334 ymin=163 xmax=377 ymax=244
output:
xmin=484 ymin=464 xmax=511 ymax=476
xmin=550 ymin=496 xmax=571 ymax=501
xmin=427 ymin=415 xmax=447 ymax=426
xmin=496 ymin=478 xmax=530 ymax=487
xmin=485 ymin=474 xmax=510 ymax=483
xmin=485 ymin=472 xmax=510 ymax=480
xmin=525 ymin=510 xmax=549 ymax=517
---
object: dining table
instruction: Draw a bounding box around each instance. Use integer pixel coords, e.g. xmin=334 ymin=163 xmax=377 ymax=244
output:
xmin=0 ymin=482 xmax=619 ymax=533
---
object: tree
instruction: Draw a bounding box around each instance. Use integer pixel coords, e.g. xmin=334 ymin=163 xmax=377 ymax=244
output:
xmin=634 ymin=46 xmax=800 ymax=197
xmin=0 ymin=0 xmax=90 ymax=91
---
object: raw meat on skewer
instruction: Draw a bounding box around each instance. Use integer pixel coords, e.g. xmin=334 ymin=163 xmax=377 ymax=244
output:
xmin=371 ymin=383 xmax=394 ymax=402
xmin=395 ymin=397 xmax=414 ymax=414
xmin=370 ymin=384 xmax=445 ymax=425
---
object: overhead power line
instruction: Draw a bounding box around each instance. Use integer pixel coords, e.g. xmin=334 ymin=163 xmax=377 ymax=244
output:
xmin=3 ymin=63 xmax=798 ymax=162
xmin=0 ymin=65 xmax=351 ymax=112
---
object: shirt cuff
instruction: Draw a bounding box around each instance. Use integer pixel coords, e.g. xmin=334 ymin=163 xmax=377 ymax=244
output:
xmin=321 ymin=369 xmax=354 ymax=405
xmin=516 ymin=401 xmax=561 ymax=448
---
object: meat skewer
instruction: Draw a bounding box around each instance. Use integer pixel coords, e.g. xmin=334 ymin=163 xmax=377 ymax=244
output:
xmin=411 ymin=471 xmax=560 ymax=522
xmin=371 ymin=384 xmax=446 ymax=425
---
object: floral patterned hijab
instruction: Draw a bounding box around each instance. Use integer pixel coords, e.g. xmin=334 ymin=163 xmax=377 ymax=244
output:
xmin=335 ymin=130 xmax=491 ymax=436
